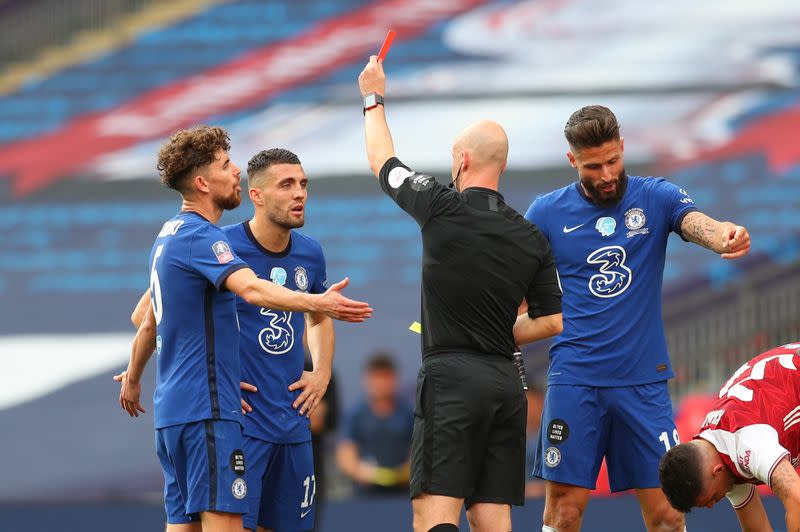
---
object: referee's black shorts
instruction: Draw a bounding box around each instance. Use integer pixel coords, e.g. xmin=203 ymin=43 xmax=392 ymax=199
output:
xmin=410 ymin=351 xmax=527 ymax=507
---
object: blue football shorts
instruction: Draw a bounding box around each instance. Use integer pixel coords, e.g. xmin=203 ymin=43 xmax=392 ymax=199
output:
xmin=532 ymin=381 xmax=678 ymax=491
xmin=242 ymin=435 xmax=315 ymax=532
xmin=156 ymin=419 xmax=248 ymax=523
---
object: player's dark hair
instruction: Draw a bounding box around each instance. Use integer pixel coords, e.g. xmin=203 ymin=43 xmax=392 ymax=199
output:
xmin=564 ymin=105 xmax=620 ymax=151
xmin=365 ymin=351 xmax=397 ymax=373
xmin=157 ymin=125 xmax=231 ymax=193
xmin=659 ymin=443 xmax=704 ymax=513
xmin=247 ymin=148 xmax=302 ymax=185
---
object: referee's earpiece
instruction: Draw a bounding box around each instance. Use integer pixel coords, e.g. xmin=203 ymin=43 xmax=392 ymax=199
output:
xmin=449 ymin=156 xmax=464 ymax=190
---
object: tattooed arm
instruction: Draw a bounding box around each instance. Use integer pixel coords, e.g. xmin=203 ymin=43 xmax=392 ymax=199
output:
xmin=770 ymin=457 xmax=800 ymax=532
xmin=680 ymin=211 xmax=751 ymax=259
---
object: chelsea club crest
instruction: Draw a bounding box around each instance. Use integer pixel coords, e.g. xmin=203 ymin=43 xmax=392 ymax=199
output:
xmin=545 ymin=446 xmax=561 ymax=468
xmin=231 ymin=478 xmax=247 ymax=500
xmin=624 ymin=208 xmax=646 ymax=230
xmin=624 ymin=207 xmax=649 ymax=238
xmin=294 ymin=266 xmax=309 ymax=291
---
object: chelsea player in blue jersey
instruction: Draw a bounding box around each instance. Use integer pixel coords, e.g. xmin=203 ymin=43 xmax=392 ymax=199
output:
xmin=525 ymin=106 xmax=751 ymax=532
xmin=222 ymin=148 xmax=332 ymax=532
xmin=116 ymin=127 xmax=371 ymax=532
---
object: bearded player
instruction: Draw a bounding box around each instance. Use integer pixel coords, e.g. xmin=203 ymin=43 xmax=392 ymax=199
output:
xmin=525 ymin=105 xmax=751 ymax=532
xmin=223 ymin=148 xmax=332 ymax=532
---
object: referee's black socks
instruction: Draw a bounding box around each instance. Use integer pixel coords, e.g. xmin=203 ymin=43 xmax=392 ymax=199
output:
xmin=428 ymin=525 xmax=459 ymax=532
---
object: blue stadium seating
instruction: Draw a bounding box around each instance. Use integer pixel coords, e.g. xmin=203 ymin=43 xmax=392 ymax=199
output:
xmin=0 ymin=0 xmax=376 ymax=142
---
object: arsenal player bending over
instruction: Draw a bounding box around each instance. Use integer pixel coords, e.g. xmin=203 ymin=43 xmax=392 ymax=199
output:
xmin=659 ymin=342 xmax=800 ymax=532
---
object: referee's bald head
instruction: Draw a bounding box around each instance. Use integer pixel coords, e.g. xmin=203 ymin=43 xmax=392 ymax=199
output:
xmin=454 ymin=120 xmax=508 ymax=172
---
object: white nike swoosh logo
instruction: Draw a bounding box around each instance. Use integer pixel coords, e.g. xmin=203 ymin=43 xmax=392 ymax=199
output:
xmin=563 ymin=224 xmax=585 ymax=233
xmin=300 ymin=509 xmax=312 ymax=519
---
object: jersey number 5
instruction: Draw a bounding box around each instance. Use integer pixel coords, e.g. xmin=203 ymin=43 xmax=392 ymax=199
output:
xmin=150 ymin=244 xmax=164 ymax=325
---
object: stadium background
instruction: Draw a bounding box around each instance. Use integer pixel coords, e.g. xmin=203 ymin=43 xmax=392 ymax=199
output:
xmin=1 ymin=0 xmax=799 ymax=530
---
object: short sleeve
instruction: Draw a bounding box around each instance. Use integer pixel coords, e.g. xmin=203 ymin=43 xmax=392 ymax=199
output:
xmin=524 ymin=196 xmax=549 ymax=240
xmin=378 ymin=157 xmax=452 ymax=226
xmin=725 ymin=483 xmax=755 ymax=509
xmin=310 ymin=240 xmax=328 ymax=295
xmin=732 ymin=425 xmax=789 ymax=487
xmin=526 ymin=235 xmax=562 ymax=318
xmin=649 ymin=178 xmax=698 ymax=237
xmin=188 ymin=224 xmax=248 ymax=290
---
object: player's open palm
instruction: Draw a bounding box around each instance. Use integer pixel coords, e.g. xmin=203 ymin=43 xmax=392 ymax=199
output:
xmin=318 ymin=277 xmax=373 ymax=322
xmin=289 ymin=370 xmax=330 ymax=418
xmin=113 ymin=370 xmax=146 ymax=418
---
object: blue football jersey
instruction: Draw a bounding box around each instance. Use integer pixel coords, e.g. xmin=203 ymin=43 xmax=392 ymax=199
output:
xmin=223 ymin=222 xmax=328 ymax=444
xmin=149 ymin=212 xmax=248 ymax=429
xmin=525 ymin=176 xmax=697 ymax=386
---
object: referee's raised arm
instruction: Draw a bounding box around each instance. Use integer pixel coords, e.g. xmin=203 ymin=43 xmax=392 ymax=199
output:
xmin=357 ymin=55 xmax=562 ymax=532
xmin=359 ymin=55 xmax=395 ymax=177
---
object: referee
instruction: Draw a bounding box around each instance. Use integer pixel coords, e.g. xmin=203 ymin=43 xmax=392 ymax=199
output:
xmin=359 ymin=56 xmax=563 ymax=532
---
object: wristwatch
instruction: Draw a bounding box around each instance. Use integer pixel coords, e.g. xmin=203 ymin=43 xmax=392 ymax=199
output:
xmin=362 ymin=93 xmax=384 ymax=115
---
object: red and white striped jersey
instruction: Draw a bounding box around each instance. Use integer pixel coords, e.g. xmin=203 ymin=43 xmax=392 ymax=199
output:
xmin=695 ymin=343 xmax=800 ymax=492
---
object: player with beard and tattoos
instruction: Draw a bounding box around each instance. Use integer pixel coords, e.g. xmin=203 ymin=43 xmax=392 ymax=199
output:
xmin=523 ymin=106 xmax=751 ymax=532
xmin=116 ymin=129 xmax=371 ymax=532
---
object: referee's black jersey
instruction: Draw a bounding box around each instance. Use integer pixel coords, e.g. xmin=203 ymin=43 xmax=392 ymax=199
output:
xmin=379 ymin=157 xmax=562 ymax=360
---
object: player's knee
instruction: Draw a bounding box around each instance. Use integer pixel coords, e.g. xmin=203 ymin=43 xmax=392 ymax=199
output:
xmin=546 ymin=499 xmax=584 ymax=530
xmin=466 ymin=510 xmax=510 ymax=532
xmin=547 ymin=485 xmax=589 ymax=511
xmin=428 ymin=524 xmax=459 ymax=532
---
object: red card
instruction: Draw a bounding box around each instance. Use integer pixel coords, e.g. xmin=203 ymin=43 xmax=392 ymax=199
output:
xmin=378 ymin=30 xmax=396 ymax=62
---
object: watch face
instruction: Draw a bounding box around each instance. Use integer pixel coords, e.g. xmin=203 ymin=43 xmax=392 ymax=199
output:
xmin=364 ymin=94 xmax=377 ymax=108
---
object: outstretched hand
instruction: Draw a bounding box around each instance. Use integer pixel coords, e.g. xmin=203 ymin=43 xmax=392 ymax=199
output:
xmin=317 ymin=278 xmax=373 ymax=322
